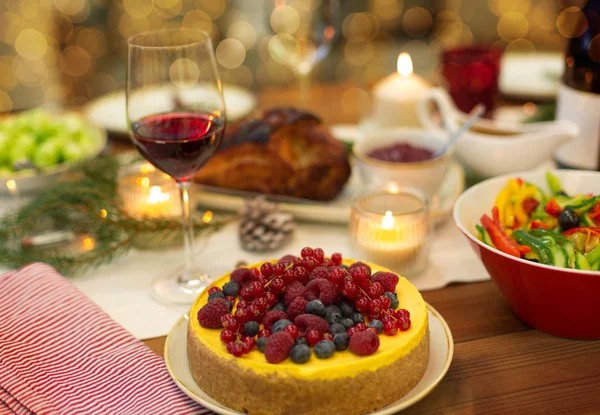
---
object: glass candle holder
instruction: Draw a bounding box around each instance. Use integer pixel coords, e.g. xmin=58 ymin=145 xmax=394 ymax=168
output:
xmin=349 ymin=187 xmax=431 ymax=277
xmin=118 ymin=161 xmax=180 ymax=219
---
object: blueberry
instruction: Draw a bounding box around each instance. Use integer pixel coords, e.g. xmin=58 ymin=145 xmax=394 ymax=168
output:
xmin=272 ymin=302 xmax=287 ymax=312
xmin=306 ymin=299 xmax=325 ymax=317
xmin=290 ymin=344 xmax=312 ymax=364
xmin=333 ymin=332 xmax=349 ymax=351
xmin=314 ymin=340 xmax=335 ymax=359
xmin=339 ymin=301 xmax=355 ymax=318
xmin=295 ymin=337 xmax=308 ymax=346
xmin=325 ymin=305 xmax=342 ymax=325
xmin=341 ymin=318 xmax=354 ymax=329
xmin=384 ymin=292 xmax=399 ymax=310
xmin=256 ymin=337 xmax=268 ymax=353
xmin=368 ymin=319 xmax=384 ymax=333
xmin=351 ymin=312 xmax=365 ymax=325
xmin=208 ymin=291 xmax=225 ymax=301
xmin=272 ymin=319 xmax=293 ymax=333
xmin=243 ymin=321 xmax=260 ymax=337
xmin=222 ymin=281 xmax=240 ymax=297
xmin=329 ymin=323 xmax=346 ymax=335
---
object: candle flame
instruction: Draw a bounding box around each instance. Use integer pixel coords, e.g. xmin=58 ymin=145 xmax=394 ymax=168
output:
xmin=81 ymin=236 xmax=95 ymax=252
xmin=397 ymin=52 xmax=413 ymax=77
xmin=147 ymin=186 xmax=170 ymax=205
xmin=6 ymin=180 xmax=16 ymax=193
xmin=381 ymin=211 xmax=395 ymax=230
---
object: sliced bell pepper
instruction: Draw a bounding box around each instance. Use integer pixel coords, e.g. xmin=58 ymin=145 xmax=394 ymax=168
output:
xmin=587 ymin=202 xmax=600 ymax=220
xmin=562 ymin=227 xmax=600 ymax=237
xmin=530 ymin=220 xmax=549 ymax=229
xmin=512 ymin=230 xmax=553 ymax=265
xmin=480 ymin=214 xmax=521 ymax=257
xmin=476 ymin=224 xmax=495 ymax=248
xmin=513 ymin=186 xmax=537 ymax=225
xmin=585 ymin=243 xmax=600 ymax=265
xmin=530 ymin=228 xmax=576 ymax=263
xmin=494 ymin=179 xmax=521 ymax=228
xmin=522 ymin=197 xmax=540 ymax=216
xmin=567 ymin=196 xmax=600 ymax=214
xmin=545 ymin=199 xmax=562 ymax=217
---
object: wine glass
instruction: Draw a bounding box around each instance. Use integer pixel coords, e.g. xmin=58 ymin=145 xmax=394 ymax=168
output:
xmin=127 ymin=29 xmax=226 ymax=305
xmin=267 ymin=0 xmax=340 ymax=106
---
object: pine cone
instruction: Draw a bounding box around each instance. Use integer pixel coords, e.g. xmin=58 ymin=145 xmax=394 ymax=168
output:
xmin=238 ymin=198 xmax=295 ymax=252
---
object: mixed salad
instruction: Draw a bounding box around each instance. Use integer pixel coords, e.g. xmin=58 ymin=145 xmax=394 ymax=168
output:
xmin=477 ymin=171 xmax=600 ymax=271
xmin=0 ymin=110 xmax=101 ymax=175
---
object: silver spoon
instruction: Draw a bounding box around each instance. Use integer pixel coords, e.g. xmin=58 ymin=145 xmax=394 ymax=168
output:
xmin=433 ymin=103 xmax=486 ymax=158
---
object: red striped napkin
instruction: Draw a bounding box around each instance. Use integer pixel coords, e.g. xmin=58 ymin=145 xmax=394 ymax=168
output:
xmin=0 ymin=263 xmax=212 ymax=415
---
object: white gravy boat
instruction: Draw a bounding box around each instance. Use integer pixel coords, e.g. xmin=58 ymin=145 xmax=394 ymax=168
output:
xmin=417 ymin=88 xmax=579 ymax=178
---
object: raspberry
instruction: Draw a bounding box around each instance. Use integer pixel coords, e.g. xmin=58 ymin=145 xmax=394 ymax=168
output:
xmin=349 ymin=329 xmax=380 ymax=356
xmin=349 ymin=261 xmax=372 ymax=275
xmin=305 ymin=329 xmax=322 ymax=346
xmin=284 ymin=281 xmax=306 ymax=306
xmin=263 ymin=310 xmax=288 ymax=330
xmin=294 ymin=267 xmax=309 ymax=285
xmin=264 ymin=332 xmax=295 ymax=363
xmin=305 ymin=279 xmax=338 ymax=305
xmin=372 ymin=272 xmax=399 ymax=293
xmin=331 ymin=252 xmax=343 ymax=266
xmin=287 ymin=297 xmax=308 ymax=321
xmin=294 ymin=314 xmax=329 ymax=336
xmin=309 ymin=266 xmax=330 ymax=282
xmin=230 ymin=267 xmax=258 ymax=287
xmin=197 ymin=298 xmax=230 ymax=328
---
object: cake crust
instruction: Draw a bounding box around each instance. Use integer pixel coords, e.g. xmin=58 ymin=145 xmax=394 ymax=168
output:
xmin=187 ymin=319 xmax=429 ymax=415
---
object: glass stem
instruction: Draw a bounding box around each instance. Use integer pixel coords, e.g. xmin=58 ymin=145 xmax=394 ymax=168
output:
xmin=297 ymin=68 xmax=311 ymax=108
xmin=177 ymin=180 xmax=196 ymax=285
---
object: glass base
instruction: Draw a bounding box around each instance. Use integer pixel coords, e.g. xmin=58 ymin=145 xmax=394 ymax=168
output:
xmin=152 ymin=269 xmax=211 ymax=305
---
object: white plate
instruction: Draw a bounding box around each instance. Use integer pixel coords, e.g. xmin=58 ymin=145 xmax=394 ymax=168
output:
xmin=500 ymin=53 xmax=563 ymax=100
xmin=195 ymin=161 xmax=464 ymax=226
xmin=165 ymin=303 xmax=454 ymax=415
xmin=83 ymin=84 xmax=257 ymax=136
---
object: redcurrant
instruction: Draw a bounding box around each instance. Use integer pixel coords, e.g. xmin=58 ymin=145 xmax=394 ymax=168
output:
xmin=241 ymin=336 xmax=256 ymax=353
xmin=247 ymin=304 xmax=261 ymax=320
xmin=330 ymin=268 xmax=346 ymax=287
xmin=313 ymin=248 xmax=325 ymax=263
xmin=303 ymin=258 xmax=317 ymax=272
xmin=301 ymin=247 xmax=314 ymax=258
xmin=239 ymin=287 xmax=254 ymax=301
xmin=397 ymin=317 xmax=411 ymax=331
xmin=221 ymin=314 xmax=239 ymax=331
xmin=258 ymin=329 xmax=271 ymax=338
xmin=355 ymin=322 xmax=367 ymax=332
xmin=379 ymin=295 xmax=391 ymax=309
xmin=260 ymin=262 xmax=274 ymax=278
xmin=366 ymin=327 xmax=379 ymax=335
xmin=322 ymin=332 xmax=334 ymax=341
xmin=268 ymin=278 xmax=285 ymax=295
xmin=227 ymin=341 xmax=244 ymax=357
xmin=331 ymin=252 xmax=343 ymax=266
xmin=249 ymin=281 xmax=264 ymax=298
xmin=220 ymin=329 xmax=236 ymax=343
xmin=272 ymin=262 xmax=286 ymax=277
xmin=369 ymin=299 xmax=383 ymax=315
xmin=234 ymin=308 xmax=251 ymax=324
xmin=305 ymin=329 xmax=322 ymax=346
xmin=396 ymin=309 xmax=410 ymax=319
xmin=354 ymin=296 xmax=369 ymax=312
xmin=346 ymin=327 xmax=359 ymax=337
xmin=237 ymin=299 xmax=249 ymax=309
xmin=263 ymin=292 xmax=278 ymax=307
xmin=342 ymin=279 xmax=359 ymax=299
xmin=383 ymin=321 xmax=398 ymax=336
xmin=284 ymin=324 xmax=300 ymax=340
xmin=254 ymin=297 xmax=268 ymax=312
xmin=208 ymin=287 xmax=221 ymax=295
xmin=282 ymin=268 xmax=295 ymax=284
xmin=294 ymin=267 xmax=309 ymax=285
xmin=350 ymin=266 xmax=371 ymax=289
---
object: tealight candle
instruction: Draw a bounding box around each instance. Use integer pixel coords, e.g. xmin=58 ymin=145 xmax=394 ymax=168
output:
xmin=118 ymin=162 xmax=180 ymax=219
xmin=370 ymin=52 xmax=431 ymax=128
xmin=349 ymin=187 xmax=431 ymax=277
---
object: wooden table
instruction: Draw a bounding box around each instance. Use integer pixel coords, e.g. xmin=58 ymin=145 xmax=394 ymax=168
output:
xmin=140 ymin=84 xmax=600 ymax=414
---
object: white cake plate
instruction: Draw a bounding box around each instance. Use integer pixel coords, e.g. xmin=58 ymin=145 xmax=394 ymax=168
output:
xmin=165 ymin=303 xmax=454 ymax=415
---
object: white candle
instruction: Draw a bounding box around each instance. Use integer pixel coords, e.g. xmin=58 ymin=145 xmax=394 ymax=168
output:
xmin=349 ymin=189 xmax=431 ymax=277
xmin=370 ymin=53 xmax=430 ymax=128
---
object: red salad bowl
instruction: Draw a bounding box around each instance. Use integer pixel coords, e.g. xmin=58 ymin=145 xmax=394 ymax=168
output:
xmin=454 ymin=169 xmax=600 ymax=339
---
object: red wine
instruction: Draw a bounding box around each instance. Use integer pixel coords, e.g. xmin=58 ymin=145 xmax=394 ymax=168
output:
xmin=131 ymin=112 xmax=225 ymax=181
xmin=555 ymin=0 xmax=600 ymax=170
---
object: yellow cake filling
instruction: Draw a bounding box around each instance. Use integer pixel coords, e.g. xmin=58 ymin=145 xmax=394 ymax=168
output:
xmin=189 ymin=259 xmax=428 ymax=380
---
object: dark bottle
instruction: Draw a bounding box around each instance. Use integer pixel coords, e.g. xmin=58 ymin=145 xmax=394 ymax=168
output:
xmin=555 ymin=0 xmax=600 ymax=170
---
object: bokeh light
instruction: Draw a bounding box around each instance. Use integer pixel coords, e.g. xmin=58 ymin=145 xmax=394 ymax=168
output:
xmin=169 ymin=58 xmax=200 ymax=88
xmin=497 ymin=11 xmax=529 ymax=41
xmin=403 ymin=7 xmax=433 ymax=38
xmin=227 ymin=20 xmax=257 ymax=50
xmin=556 ymin=6 xmax=588 ymax=38
xmin=216 ymin=38 xmax=246 ymax=69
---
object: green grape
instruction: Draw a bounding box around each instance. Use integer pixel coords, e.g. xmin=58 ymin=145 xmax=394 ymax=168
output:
xmin=62 ymin=142 xmax=87 ymax=162
xmin=9 ymin=134 xmax=36 ymax=165
xmin=32 ymin=140 xmax=62 ymax=168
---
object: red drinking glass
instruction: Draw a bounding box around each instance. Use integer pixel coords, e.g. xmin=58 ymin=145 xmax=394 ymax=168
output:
xmin=441 ymin=46 xmax=503 ymax=116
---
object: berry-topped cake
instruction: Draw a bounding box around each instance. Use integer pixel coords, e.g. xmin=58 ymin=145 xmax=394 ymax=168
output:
xmin=187 ymin=248 xmax=429 ymax=415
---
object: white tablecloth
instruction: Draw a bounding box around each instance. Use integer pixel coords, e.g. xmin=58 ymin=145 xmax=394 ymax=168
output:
xmin=0 ymin=194 xmax=489 ymax=339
